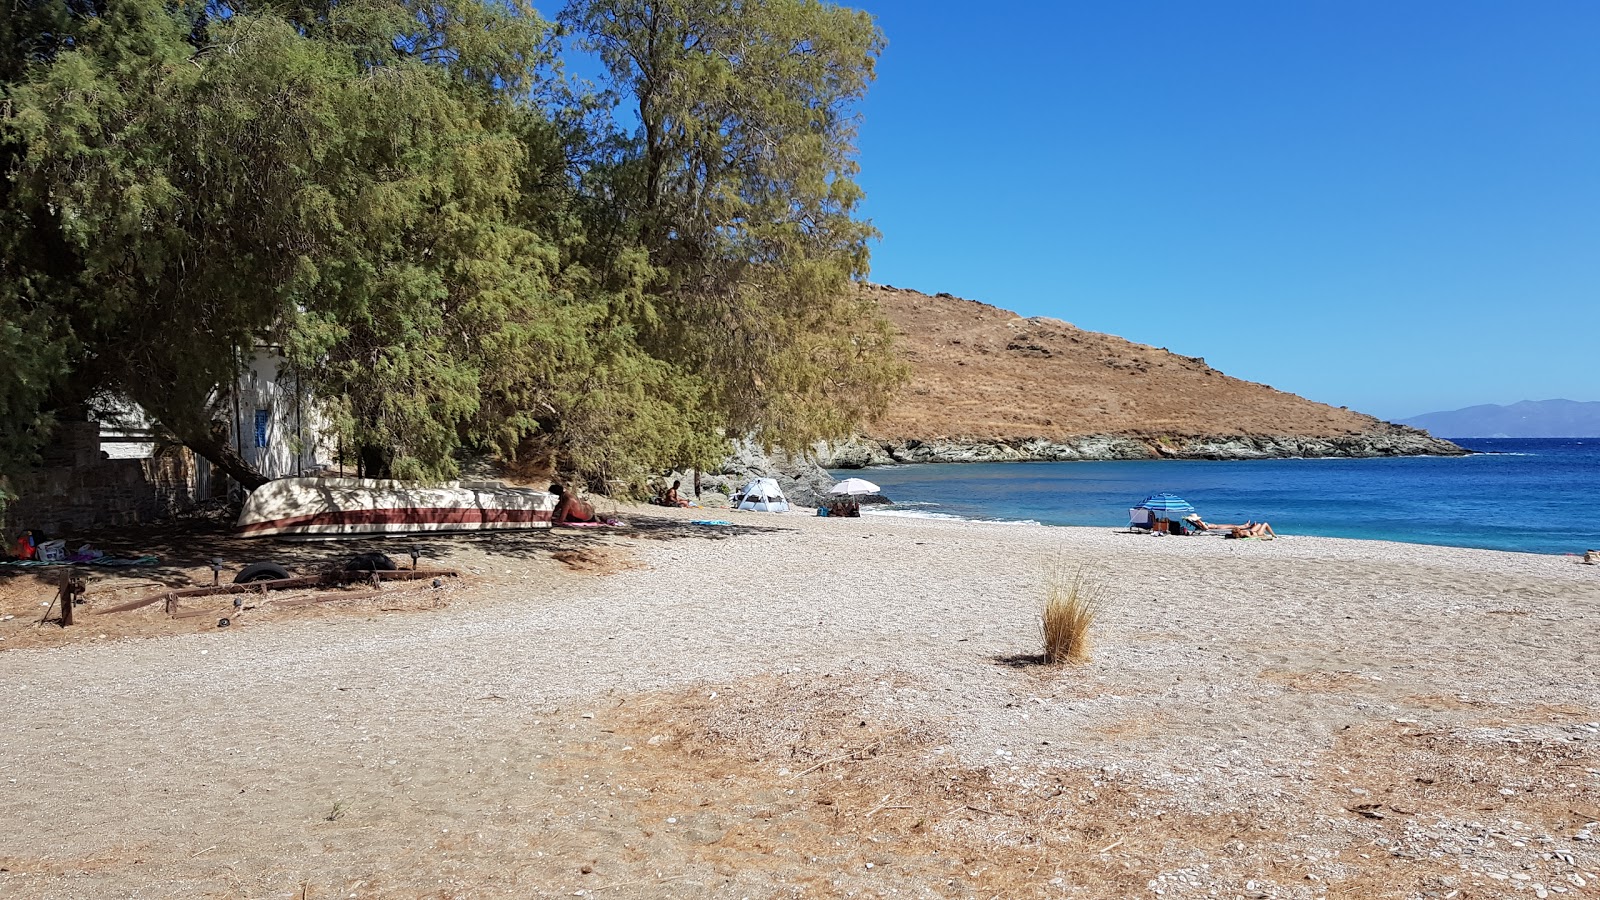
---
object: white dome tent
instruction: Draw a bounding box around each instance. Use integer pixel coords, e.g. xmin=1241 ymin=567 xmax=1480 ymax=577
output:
xmin=734 ymin=477 xmax=790 ymax=513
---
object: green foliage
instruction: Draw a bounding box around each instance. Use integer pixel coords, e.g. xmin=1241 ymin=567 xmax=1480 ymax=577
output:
xmin=1 ymin=0 xmax=904 ymax=492
xmin=563 ymin=0 xmax=906 ymax=451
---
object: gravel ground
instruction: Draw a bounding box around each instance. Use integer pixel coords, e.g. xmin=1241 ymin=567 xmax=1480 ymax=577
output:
xmin=2 ymin=507 xmax=1598 ymax=898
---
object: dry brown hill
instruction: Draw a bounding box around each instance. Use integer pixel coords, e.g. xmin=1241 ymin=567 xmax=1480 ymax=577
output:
xmin=858 ymin=284 xmax=1454 ymax=458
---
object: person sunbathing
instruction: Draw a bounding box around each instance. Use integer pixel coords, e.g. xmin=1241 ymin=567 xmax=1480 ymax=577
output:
xmin=1227 ymin=521 xmax=1276 ymax=539
xmin=549 ymin=483 xmax=596 ymax=524
xmin=663 ymin=479 xmax=690 ymax=508
xmin=1184 ymin=515 xmax=1243 ymax=532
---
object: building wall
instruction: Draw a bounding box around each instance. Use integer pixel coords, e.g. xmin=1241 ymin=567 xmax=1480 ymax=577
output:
xmin=226 ymin=349 xmax=332 ymax=479
xmin=6 ymin=349 xmax=335 ymax=538
xmin=4 ymin=425 xmax=208 ymax=536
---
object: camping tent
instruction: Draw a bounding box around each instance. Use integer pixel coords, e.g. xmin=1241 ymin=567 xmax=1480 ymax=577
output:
xmin=735 ymin=477 xmax=790 ymax=513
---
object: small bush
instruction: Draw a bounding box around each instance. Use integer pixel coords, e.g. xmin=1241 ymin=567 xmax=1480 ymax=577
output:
xmin=1041 ymin=563 xmax=1106 ymax=665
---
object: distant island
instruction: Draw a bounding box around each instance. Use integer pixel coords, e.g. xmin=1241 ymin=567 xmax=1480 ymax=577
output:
xmin=1398 ymin=399 xmax=1600 ymax=438
xmin=820 ymin=285 xmax=1467 ymax=466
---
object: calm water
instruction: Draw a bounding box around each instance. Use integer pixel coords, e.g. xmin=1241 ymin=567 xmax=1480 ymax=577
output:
xmin=838 ymin=438 xmax=1599 ymax=556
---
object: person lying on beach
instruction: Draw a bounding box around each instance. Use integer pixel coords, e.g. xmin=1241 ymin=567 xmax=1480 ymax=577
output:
xmin=1184 ymin=514 xmax=1251 ymax=533
xmin=1225 ymin=521 xmax=1276 ymax=539
xmin=549 ymin=483 xmax=597 ymax=524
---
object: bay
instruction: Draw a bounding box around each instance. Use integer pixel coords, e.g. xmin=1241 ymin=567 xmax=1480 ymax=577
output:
xmin=838 ymin=438 xmax=1600 ymax=556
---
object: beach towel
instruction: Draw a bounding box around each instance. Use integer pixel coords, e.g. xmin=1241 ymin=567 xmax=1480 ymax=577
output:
xmin=690 ymin=520 xmax=733 ymax=526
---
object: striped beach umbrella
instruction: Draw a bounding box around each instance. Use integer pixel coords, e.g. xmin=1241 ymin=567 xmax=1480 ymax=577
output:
xmin=1137 ymin=492 xmax=1196 ymax=517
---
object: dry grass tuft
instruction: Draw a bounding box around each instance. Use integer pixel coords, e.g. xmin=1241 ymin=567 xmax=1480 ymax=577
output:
xmin=1041 ymin=562 xmax=1106 ymax=664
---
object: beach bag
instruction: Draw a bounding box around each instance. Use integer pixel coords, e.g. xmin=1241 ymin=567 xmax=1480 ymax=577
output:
xmin=37 ymin=539 xmax=67 ymax=563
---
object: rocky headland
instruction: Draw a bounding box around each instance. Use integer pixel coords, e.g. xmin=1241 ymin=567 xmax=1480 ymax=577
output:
xmin=823 ymin=285 xmax=1465 ymax=467
xmin=817 ymin=425 xmax=1459 ymax=468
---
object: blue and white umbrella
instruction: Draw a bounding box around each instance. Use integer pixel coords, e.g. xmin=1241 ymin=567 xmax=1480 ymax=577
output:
xmin=1137 ymin=492 xmax=1196 ymax=518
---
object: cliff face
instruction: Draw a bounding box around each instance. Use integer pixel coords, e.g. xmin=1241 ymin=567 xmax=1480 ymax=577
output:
xmin=827 ymin=285 xmax=1465 ymax=465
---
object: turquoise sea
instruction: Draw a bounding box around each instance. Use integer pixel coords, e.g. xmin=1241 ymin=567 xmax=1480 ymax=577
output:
xmin=838 ymin=438 xmax=1599 ymax=556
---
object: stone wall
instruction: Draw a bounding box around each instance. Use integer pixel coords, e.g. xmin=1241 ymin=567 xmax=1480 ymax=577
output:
xmin=4 ymin=427 xmax=209 ymax=537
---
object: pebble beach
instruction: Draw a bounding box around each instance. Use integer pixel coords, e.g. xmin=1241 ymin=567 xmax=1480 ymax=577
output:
xmin=2 ymin=506 xmax=1598 ymax=898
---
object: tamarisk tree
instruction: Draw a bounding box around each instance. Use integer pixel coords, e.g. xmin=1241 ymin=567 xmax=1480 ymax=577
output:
xmin=1 ymin=0 xmax=903 ymax=493
xmin=562 ymin=0 xmax=904 ymax=452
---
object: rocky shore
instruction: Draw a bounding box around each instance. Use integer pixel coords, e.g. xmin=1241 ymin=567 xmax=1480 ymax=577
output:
xmin=816 ymin=425 xmax=1468 ymax=468
xmin=698 ymin=425 xmax=1465 ymax=507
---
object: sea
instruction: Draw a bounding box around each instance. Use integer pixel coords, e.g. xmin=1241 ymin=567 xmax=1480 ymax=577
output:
xmin=837 ymin=438 xmax=1599 ymax=556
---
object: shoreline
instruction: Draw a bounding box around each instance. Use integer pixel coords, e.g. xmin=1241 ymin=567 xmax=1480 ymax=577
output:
xmin=855 ymin=505 xmax=1590 ymax=558
xmin=818 ymin=442 xmax=1592 ymax=557
xmin=2 ymin=505 xmax=1596 ymax=897
xmin=817 ymin=428 xmax=1469 ymax=468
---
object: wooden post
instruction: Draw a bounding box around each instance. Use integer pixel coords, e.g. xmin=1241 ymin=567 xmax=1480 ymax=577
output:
xmin=58 ymin=570 xmax=74 ymax=627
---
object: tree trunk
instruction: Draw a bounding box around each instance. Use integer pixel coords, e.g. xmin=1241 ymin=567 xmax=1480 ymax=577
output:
xmin=178 ymin=418 xmax=271 ymax=491
xmin=125 ymin=382 xmax=271 ymax=491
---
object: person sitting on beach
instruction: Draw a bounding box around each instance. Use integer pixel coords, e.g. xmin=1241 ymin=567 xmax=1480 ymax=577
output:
xmin=663 ymin=479 xmax=690 ymax=508
xmin=549 ymin=483 xmax=596 ymax=524
xmin=828 ymin=496 xmax=860 ymax=518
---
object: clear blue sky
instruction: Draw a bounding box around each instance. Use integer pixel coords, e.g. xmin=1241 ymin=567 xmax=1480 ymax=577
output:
xmin=849 ymin=1 xmax=1600 ymax=420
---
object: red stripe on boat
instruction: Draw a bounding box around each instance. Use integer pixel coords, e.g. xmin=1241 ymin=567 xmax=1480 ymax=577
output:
xmin=238 ymin=506 xmax=553 ymax=535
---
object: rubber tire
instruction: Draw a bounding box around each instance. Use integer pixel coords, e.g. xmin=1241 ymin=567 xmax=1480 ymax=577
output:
xmin=343 ymin=552 xmax=397 ymax=572
xmin=233 ymin=561 xmax=291 ymax=584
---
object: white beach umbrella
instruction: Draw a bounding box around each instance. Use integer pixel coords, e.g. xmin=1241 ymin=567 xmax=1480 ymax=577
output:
xmin=830 ymin=477 xmax=881 ymax=495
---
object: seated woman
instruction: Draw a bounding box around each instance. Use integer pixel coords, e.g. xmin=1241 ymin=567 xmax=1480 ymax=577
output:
xmin=549 ymin=483 xmax=596 ymax=524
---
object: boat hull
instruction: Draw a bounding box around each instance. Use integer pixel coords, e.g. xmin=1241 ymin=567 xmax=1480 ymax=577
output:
xmin=237 ymin=477 xmax=556 ymax=537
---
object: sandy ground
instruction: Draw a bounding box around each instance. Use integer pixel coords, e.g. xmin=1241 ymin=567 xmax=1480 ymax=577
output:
xmin=2 ymin=506 xmax=1599 ymax=899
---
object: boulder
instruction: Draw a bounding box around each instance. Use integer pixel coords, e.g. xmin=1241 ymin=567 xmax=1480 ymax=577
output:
xmin=716 ymin=438 xmax=836 ymax=508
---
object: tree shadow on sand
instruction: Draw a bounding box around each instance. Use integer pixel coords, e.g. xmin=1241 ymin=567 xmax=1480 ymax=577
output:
xmin=6 ymin=511 xmax=793 ymax=587
xmin=992 ymin=652 xmax=1052 ymax=668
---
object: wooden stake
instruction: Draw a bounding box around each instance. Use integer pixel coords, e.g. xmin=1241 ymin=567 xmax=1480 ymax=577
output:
xmin=59 ymin=570 xmax=74 ymax=627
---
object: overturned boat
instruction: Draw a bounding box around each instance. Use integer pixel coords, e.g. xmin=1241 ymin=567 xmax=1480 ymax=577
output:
xmin=237 ymin=477 xmax=556 ymax=538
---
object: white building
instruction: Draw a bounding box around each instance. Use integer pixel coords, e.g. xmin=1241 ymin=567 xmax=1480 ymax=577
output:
xmin=226 ymin=347 xmax=332 ymax=480
xmin=95 ymin=346 xmax=332 ymax=482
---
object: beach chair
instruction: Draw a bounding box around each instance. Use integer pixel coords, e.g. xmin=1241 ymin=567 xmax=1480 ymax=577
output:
xmin=1129 ymin=508 xmax=1154 ymax=533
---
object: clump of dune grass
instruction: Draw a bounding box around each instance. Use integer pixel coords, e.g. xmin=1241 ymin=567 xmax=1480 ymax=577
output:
xmin=1041 ymin=563 xmax=1107 ymax=665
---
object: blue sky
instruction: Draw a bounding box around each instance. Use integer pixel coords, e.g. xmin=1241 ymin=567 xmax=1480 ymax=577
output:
xmin=849 ymin=1 xmax=1600 ymax=420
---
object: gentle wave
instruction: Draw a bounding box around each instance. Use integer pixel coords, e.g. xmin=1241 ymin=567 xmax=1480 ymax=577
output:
xmin=863 ymin=507 xmax=1044 ymax=527
xmin=860 ymin=508 xmax=965 ymax=521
